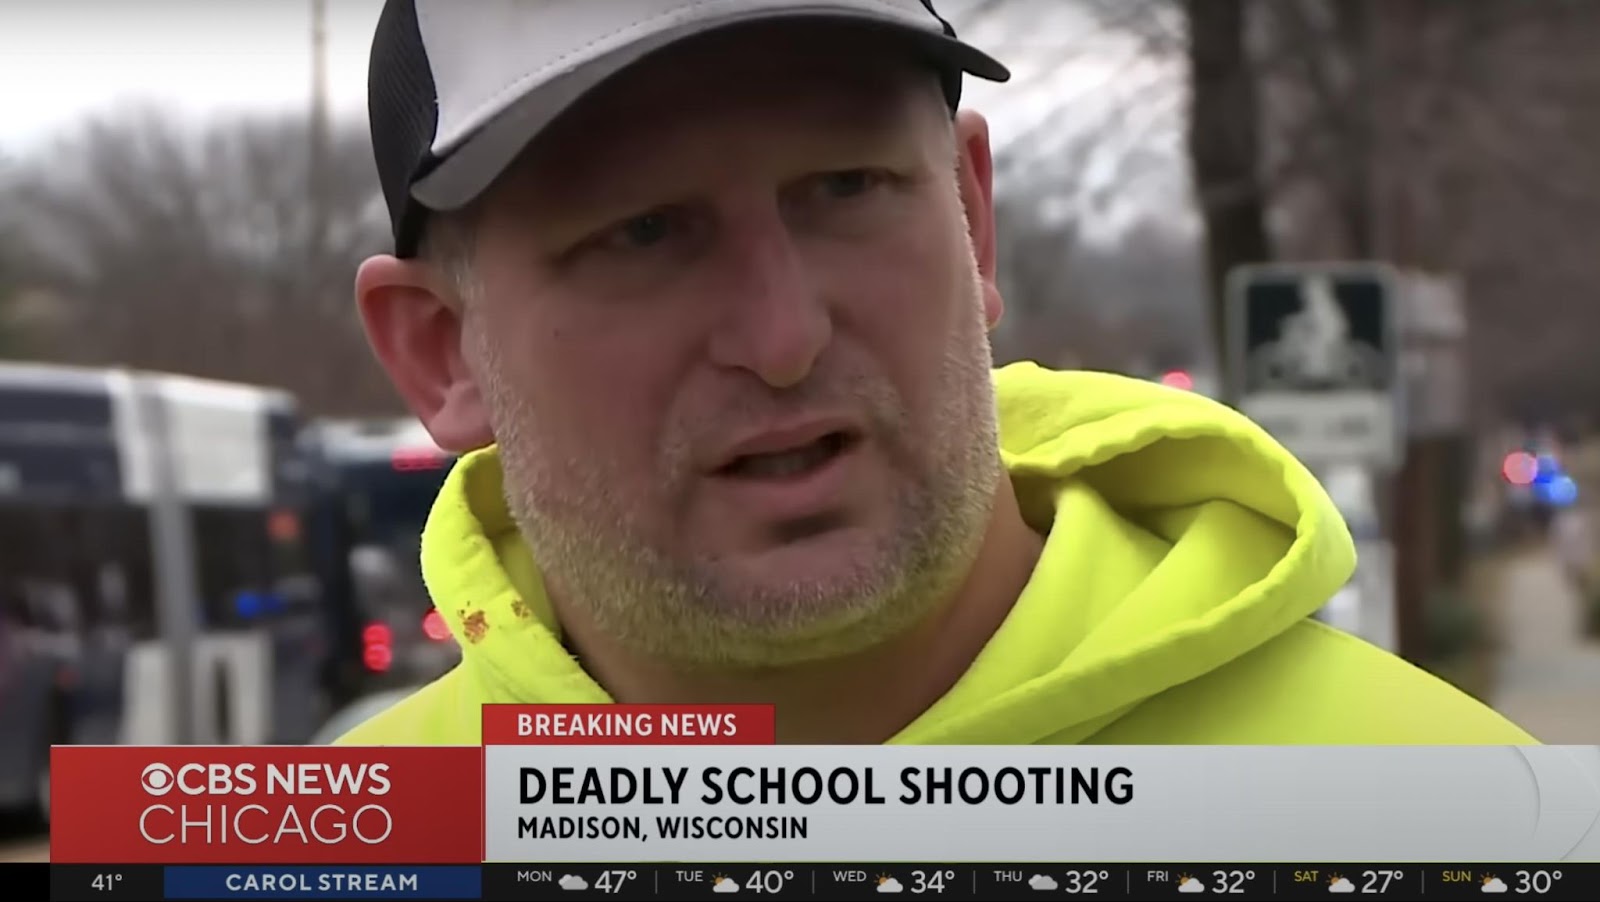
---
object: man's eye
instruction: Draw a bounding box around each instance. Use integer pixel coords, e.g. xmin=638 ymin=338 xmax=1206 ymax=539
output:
xmin=585 ymin=209 xmax=684 ymax=255
xmin=816 ymin=169 xmax=881 ymax=200
xmin=613 ymin=212 xmax=671 ymax=248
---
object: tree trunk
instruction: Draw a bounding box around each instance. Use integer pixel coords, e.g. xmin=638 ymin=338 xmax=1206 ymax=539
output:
xmin=1186 ymin=0 xmax=1274 ymax=402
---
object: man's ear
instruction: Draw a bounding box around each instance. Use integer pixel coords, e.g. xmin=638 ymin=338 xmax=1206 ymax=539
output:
xmin=354 ymin=255 xmax=495 ymax=453
xmin=953 ymin=109 xmax=1003 ymax=331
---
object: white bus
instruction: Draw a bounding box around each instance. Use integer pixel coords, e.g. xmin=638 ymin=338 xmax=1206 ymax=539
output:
xmin=0 ymin=362 xmax=326 ymax=819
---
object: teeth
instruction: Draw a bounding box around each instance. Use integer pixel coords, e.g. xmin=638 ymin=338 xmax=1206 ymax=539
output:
xmin=735 ymin=441 xmax=835 ymax=477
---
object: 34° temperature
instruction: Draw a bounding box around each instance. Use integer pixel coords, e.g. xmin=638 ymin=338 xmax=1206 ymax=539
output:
xmin=911 ymin=870 xmax=955 ymax=893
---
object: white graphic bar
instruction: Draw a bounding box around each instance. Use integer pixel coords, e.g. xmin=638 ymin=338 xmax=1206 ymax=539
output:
xmin=482 ymin=745 xmax=1600 ymax=863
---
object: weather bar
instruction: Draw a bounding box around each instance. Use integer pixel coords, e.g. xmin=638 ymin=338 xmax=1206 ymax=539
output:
xmin=46 ymin=863 xmax=1599 ymax=901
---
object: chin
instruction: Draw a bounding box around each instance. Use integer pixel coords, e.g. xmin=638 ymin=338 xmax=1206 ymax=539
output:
xmin=700 ymin=527 xmax=905 ymax=627
xmin=721 ymin=518 xmax=874 ymax=574
xmin=664 ymin=529 xmax=939 ymax=669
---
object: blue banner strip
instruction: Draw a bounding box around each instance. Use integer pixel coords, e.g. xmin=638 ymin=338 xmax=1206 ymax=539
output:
xmin=162 ymin=866 xmax=481 ymax=900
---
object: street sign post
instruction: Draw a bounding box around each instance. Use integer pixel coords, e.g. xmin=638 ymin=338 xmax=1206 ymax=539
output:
xmin=1226 ymin=262 xmax=1404 ymax=470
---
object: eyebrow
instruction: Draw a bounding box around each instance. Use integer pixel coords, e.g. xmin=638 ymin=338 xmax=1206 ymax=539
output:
xmin=515 ymin=80 xmax=935 ymax=236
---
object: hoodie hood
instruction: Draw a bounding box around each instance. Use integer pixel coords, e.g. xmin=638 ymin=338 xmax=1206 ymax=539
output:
xmin=416 ymin=362 xmax=1356 ymax=743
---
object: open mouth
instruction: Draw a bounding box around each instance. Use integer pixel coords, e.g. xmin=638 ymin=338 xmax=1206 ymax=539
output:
xmin=716 ymin=430 xmax=859 ymax=479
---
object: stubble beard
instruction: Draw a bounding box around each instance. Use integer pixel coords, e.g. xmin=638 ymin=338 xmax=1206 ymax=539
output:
xmin=472 ymin=258 xmax=1002 ymax=670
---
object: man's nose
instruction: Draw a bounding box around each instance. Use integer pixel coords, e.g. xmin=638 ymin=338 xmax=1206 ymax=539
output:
xmin=704 ymin=208 xmax=832 ymax=389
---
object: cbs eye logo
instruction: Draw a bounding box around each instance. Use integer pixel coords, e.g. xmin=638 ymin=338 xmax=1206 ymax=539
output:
xmin=141 ymin=763 xmax=175 ymax=796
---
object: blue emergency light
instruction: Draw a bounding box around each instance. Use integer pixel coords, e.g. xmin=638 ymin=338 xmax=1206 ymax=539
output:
xmin=1528 ymin=454 xmax=1579 ymax=507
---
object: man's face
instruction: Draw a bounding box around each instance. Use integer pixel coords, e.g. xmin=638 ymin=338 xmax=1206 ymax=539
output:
xmin=439 ymin=28 xmax=1004 ymax=667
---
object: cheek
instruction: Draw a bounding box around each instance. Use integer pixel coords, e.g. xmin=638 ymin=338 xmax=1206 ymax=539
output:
xmin=477 ymin=298 xmax=687 ymax=478
xmin=820 ymin=218 xmax=973 ymax=410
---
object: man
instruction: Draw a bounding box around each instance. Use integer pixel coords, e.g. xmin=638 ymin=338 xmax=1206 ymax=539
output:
xmin=341 ymin=0 xmax=1533 ymax=745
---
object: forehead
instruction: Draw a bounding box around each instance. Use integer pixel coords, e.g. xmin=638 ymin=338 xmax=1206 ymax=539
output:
xmin=490 ymin=23 xmax=948 ymax=200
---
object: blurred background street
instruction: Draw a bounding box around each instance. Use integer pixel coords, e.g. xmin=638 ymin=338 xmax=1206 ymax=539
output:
xmin=2 ymin=0 xmax=1599 ymax=858
xmin=1487 ymin=539 xmax=1600 ymax=743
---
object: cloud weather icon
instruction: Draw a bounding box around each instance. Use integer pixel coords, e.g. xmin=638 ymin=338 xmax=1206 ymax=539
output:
xmin=713 ymin=876 xmax=740 ymax=894
xmin=1178 ymin=875 xmax=1207 ymax=893
xmin=1029 ymin=875 xmax=1059 ymax=891
xmin=1328 ymin=876 xmax=1355 ymax=894
xmin=876 ymin=876 xmax=904 ymax=893
xmin=1482 ymin=877 xmax=1508 ymax=894
xmin=557 ymin=874 xmax=588 ymax=891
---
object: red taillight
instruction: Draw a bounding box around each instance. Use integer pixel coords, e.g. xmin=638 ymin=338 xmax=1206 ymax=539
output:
xmin=422 ymin=610 xmax=451 ymax=642
xmin=391 ymin=448 xmax=444 ymax=472
xmin=1160 ymin=370 xmax=1195 ymax=391
xmin=362 ymin=621 xmax=393 ymax=672
xmin=1502 ymin=451 xmax=1538 ymax=486
xmin=267 ymin=509 xmax=301 ymax=543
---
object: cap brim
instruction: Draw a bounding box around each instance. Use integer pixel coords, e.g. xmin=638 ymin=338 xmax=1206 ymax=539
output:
xmin=409 ymin=11 xmax=1009 ymax=213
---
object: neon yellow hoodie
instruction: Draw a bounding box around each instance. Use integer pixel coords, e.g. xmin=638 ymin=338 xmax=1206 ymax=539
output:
xmin=337 ymin=363 xmax=1535 ymax=745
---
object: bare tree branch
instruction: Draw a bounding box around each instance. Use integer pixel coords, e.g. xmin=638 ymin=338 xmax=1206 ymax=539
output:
xmin=0 ymin=108 xmax=397 ymax=415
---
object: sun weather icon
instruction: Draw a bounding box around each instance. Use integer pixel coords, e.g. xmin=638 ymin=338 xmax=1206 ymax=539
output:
xmin=875 ymin=874 xmax=904 ymax=893
xmin=1328 ymin=875 xmax=1354 ymax=893
xmin=1481 ymin=875 xmax=1508 ymax=894
xmin=1177 ymin=873 xmax=1207 ymax=893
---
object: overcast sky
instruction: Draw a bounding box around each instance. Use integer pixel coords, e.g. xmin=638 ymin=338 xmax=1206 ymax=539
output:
xmin=0 ymin=0 xmax=381 ymax=151
xmin=0 ymin=1 xmax=1167 ymax=144
xmin=0 ymin=0 xmax=1184 ymax=239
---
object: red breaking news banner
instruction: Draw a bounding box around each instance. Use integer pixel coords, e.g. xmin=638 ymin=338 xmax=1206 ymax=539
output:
xmin=45 ymin=706 xmax=771 ymax=868
xmin=481 ymin=703 xmax=777 ymax=744
xmin=48 ymin=745 xmax=482 ymax=864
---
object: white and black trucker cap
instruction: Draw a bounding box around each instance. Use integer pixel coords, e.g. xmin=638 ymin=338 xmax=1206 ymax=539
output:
xmin=367 ymin=0 xmax=1010 ymax=257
